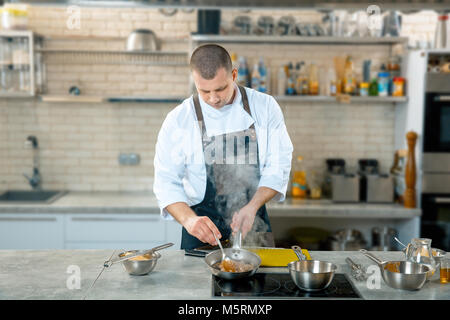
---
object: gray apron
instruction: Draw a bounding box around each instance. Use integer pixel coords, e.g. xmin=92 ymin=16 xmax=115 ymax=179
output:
xmin=181 ymin=85 xmax=272 ymax=249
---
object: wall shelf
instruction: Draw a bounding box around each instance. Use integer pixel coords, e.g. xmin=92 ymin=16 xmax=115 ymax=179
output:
xmin=36 ymin=49 xmax=189 ymax=66
xmin=39 ymin=95 xmax=184 ymax=103
xmin=274 ymin=95 xmax=408 ymax=104
xmin=190 ymin=34 xmax=409 ymax=45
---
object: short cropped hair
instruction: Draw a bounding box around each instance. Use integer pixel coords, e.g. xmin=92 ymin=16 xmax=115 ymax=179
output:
xmin=190 ymin=44 xmax=232 ymax=79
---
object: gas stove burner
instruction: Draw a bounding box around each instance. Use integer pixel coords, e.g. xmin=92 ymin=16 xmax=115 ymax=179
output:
xmin=216 ymin=275 xmax=281 ymax=296
xmin=283 ymin=280 xmax=338 ymax=296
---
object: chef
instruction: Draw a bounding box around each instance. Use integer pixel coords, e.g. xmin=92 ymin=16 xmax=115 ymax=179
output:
xmin=153 ymin=44 xmax=293 ymax=250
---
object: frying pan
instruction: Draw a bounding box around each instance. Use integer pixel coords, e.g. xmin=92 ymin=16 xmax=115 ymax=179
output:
xmin=360 ymin=249 xmax=430 ymax=290
xmin=204 ymin=247 xmax=261 ymax=280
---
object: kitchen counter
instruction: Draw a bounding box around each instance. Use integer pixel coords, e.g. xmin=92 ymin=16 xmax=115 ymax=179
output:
xmin=0 ymin=250 xmax=447 ymax=300
xmin=0 ymin=191 xmax=421 ymax=218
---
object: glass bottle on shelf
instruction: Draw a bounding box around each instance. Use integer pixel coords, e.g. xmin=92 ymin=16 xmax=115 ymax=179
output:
xmin=10 ymin=37 xmax=21 ymax=92
xmin=14 ymin=37 xmax=30 ymax=93
xmin=292 ymin=156 xmax=308 ymax=199
xmin=308 ymin=62 xmax=319 ymax=95
xmin=343 ymin=56 xmax=356 ymax=95
xmin=19 ymin=64 xmax=30 ymax=92
xmin=35 ymin=37 xmax=46 ymax=94
xmin=0 ymin=37 xmax=13 ymax=92
xmin=0 ymin=65 xmax=13 ymax=92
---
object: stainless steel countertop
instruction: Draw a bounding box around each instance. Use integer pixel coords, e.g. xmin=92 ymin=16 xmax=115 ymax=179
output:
xmin=0 ymin=250 xmax=447 ymax=300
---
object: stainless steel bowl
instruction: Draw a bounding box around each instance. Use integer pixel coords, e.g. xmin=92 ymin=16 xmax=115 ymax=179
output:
xmin=287 ymin=260 xmax=337 ymax=292
xmin=119 ymin=250 xmax=161 ymax=276
xmin=126 ymin=29 xmax=160 ymax=52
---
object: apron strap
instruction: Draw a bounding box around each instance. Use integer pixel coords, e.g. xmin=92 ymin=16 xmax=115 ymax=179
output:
xmin=193 ymin=94 xmax=206 ymax=137
xmin=237 ymin=85 xmax=252 ymax=119
xmin=192 ymin=85 xmax=255 ymax=139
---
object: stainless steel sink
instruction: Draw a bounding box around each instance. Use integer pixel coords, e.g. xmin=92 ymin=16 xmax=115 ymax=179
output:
xmin=0 ymin=190 xmax=67 ymax=203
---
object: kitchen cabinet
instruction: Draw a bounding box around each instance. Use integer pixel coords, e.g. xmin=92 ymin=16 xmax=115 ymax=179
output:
xmin=64 ymin=213 xmax=181 ymax=249
xmin=0 ymin=212 xmax=181 ymax=250
xmin=0 ymin=213 xmax=64 ymax=249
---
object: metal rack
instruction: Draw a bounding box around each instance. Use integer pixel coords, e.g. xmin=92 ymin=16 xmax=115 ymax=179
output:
xmin=36 ymin=49 xmax=189 ymax=66
xmin=0 ymin=30 xmax=41 ymax=97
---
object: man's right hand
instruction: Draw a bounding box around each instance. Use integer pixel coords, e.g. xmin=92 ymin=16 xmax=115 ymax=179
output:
xmin=184 ymin=215 xmax=222 ymax=246
xmin=165 ymin=202 xmax=222 ymax=246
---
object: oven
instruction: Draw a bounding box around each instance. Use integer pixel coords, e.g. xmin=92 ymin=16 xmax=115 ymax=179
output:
xmin=421 ymin=71 xmax=450 ymax=251
xmin=423 ymin=91 xmax=450 ymax=154
xmin=421 ymin=193 xmax=450 ymax=251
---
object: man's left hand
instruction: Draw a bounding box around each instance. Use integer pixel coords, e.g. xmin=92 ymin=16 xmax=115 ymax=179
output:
xmin=230 ymin=204 xmax=258 ymax=239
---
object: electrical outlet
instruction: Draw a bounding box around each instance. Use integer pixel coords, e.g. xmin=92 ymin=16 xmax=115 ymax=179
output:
xmin=118 ymin=153 xmax=141 ymax=166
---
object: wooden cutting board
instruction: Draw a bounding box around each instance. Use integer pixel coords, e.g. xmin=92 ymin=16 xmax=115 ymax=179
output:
xmin=248 ymin=247 xmax=311 ymax=267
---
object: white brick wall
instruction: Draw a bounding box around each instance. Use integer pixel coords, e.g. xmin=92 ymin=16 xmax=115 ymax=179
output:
xmin=0 ymin=6 xmax=439 ymax=192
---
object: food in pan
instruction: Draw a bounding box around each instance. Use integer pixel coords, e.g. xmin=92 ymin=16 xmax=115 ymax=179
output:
xmin=384 ymin=262 xmax=401 ymax=273
xmin=129 ymin=254 xmax=153 ymax=261
xmin=122 ymin=251 xmax=153 ymax=261
xmin=213 ymin=260 xmax=254 ymax=273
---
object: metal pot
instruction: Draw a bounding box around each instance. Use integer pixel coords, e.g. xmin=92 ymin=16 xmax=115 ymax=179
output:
xmin=204 ymin=247 xmax=261 ymax=280
xmin=287 ymin=246 xmax=337 ymax=291
xmin=327 ymin=229 xmax=367 ymax=251
xmin=360 ymin=249 xmax=430 ymax=291
xmin=126 ymin=29 xmax=160 ymax=52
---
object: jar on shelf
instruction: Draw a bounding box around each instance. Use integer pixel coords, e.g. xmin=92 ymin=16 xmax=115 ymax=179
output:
xmin=1 ymin=7 xmax=29 ymax=30
xmin=392 ymin=77 xmax=405 ymax=97
xmin=377 ymin=72 xmax=390 ymax=97
xmin=359 ymin=82 xmax=369 ymax=96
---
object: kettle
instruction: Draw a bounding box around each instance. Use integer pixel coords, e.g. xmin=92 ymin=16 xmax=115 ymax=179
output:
xmin=383 ymin=11 xmax=402 ymax=37
xmin=126 ymin=29 xmax=160 ymax=52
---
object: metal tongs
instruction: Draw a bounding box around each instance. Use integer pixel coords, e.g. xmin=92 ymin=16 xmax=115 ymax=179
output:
xmin=345 ymin=257 xmax=368 ymax=281
xmin=103 ymin=243 xmax=174 ymax=267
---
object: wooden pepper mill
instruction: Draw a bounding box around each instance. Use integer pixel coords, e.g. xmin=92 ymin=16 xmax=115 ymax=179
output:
xmin=404 ymin=131 xmax=418 ymax=208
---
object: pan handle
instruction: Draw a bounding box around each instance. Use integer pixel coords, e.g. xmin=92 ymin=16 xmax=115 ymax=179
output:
xmin=359 ymin=249 xmax=385 ymax=266
xmin=292 ymin=245 xmax=307 ymax=261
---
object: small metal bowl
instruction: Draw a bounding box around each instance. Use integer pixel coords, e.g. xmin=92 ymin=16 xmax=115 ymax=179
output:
xmin=119 ymin=250 xmax=161 ymax=276
xmin=287 ymin=260 xmax=337 ymax=292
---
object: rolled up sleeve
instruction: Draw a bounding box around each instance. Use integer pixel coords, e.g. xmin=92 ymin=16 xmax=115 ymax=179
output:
xmin=257 ymin=96 xmax=293 ymax=202
xmin=153 ymin=112 xmax=189 ymax=219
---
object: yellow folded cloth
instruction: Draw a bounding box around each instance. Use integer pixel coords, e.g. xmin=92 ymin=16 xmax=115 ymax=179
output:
xmin=248 ymin=247 xmax=311 ymax=267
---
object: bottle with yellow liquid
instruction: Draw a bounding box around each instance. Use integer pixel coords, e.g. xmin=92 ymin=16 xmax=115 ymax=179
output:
xmin=292 ymin=156 xmax=308 ymax=198
xmin=343 ymin=56 xmax=356 ymax=95
xmin=308 ymin=63 xmax=319 ymax=95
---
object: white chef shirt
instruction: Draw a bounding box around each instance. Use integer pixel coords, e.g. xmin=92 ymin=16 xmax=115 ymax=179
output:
xmin=153 ymin=84 xmax=293 ymax=219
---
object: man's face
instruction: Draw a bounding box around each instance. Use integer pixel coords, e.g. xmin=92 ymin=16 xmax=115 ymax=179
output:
xmin=192 ymin=67 xmax=238 ymax=109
